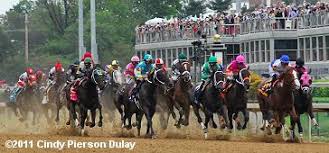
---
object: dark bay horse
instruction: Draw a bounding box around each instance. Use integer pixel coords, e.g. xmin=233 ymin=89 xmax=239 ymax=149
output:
xmin=172 ymin=62 xmax=192 ymax=127
xmin=225 ymin=68 xmax=251 ymax=130
xmin=257 ymin=78 xmax=274 ymax=134
xmin=114 ymin=79 xmax=143 ymax=131
xmin=197 ymin=70 xmax=227 ymax=139
xmin=45 ymin=70 xmax=66 ymax=124
xmin=16 ymin=74 xmax=40 ymax=125
xmin=137 ymin=69 xmax=172 ymax=138
xmin=269 ymin=67 xmax=299 ymax=135
xmin=290 ymin=72 xmax=318 ymax=142
xmin=76 ymin=68 xmax=107 ymax=135
xmin=101 ymin=70 xmax=123 ymax=125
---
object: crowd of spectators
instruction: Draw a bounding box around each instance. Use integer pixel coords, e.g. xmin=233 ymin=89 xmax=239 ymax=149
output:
xmin=135 ymin=2 xmax=329 ymax=44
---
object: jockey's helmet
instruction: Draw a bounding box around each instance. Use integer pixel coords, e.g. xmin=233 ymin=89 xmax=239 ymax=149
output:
xmin=26 ymin=67 xmax=34 ymax=75
xmin=178 ymin=53 xmax=187 ymax=61
xmin=144 ymin=54 xmax=153 ymax=63
xmin=131 ymin=56 xmax=140 ymax=62
xmin=155 ymin=58 xmax=164 ymax=65
xmin=112 ymin=60 xmax=119 ymax=66
xmin=236 ymin=55 xmax=245 ymax=64
xmin=208 ymin=56 xmax=217 ymax=64
xmin=55 ymin=61 xmax=62 ymax=72
xmin=296 ymin=57 xmax=304 ymax=67
xmin=280 ymin=55 xmax=290 ymax=64
xmin=84 ymin=57 xmax=92 ymax=64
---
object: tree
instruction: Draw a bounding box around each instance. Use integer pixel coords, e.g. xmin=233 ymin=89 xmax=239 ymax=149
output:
xmin=132 ymin=0 xmax=181 ymax=20
xmin=208 ymin=0 xmax=232 ymax=13
xmin=181 ymin=0 xmax=206 ymax=17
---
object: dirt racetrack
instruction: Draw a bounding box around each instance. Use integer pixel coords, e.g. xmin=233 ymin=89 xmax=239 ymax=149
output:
xmin=0 ymin=109 xmax=328 ymax=153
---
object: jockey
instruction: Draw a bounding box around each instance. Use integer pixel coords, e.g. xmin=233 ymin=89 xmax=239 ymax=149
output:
xmin=129 ymin=54 xmax=155 ymax=103
xmin=195 ymin=56 xmax=223 ymax=103
xmin=155 ymin=58 xmax=167 ymax=71
xmin=295 ymin=57 xmax=307 ymax=79
xmin=259 ymin=55 xmax=300 ymax=96
xmin=124 ymin=56 xmax=140 ymax=84
xmin=66 ymin=60 xmax=80 ymax=83
xmin=77 ymin=57 xmax=94 ymax=78
xmin=171 ymin=53 xmax=188 ymax=83
xmin=105 ymin=60 xmax=122 ymax=84
xmin=36 ymin=70 xmax=45 ymax=84
xmin=224 ymin=55 xmax=248 ymax=90
xmin=48 ymin=61 xmax=65 ymax=83
xmin=9 ymin=67 xmax=35 ymax=103
xmin=79 ymin=51 xmax=94 ymax=71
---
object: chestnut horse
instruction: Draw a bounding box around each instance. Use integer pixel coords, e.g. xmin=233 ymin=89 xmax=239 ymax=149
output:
xmin=269 ymin=67 xmax=299 ymax=135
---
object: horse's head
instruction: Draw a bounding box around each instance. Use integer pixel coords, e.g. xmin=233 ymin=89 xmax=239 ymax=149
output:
xmin=300 ymin=72 xmax=312 ymax=95
xmin=213 ymin=70 xmax=225 ymax=92
xmin=54 ymin=71 xmax=65 ymax=85
xmin=236 ymin=67 xmax=251 ymax=91
xmin=153 ymin=69 xmax=173 ymax=91
xmin=181 ymin=62 xmax=191 ymax=83
xmin=91 ymin=68 xmax=107 ymax=90
xmin=112 ymin=70 xmax=123 ymax=86
xmin=282 ymin=68 xmax=301 ymax=91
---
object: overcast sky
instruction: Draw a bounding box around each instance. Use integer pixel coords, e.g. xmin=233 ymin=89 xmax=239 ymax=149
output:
xmin=0 ymin=0 xmax=20 ymax=15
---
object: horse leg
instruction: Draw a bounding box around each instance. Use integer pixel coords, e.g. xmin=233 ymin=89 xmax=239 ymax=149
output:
xmin=79 ymin=107 xmax=87 ymax=136
xmin=136 ymin=112 xmax=143 ymax=137
xmin=159 ymin=110 xmax=168 ymax=130
xmin=296 ymin=115 xmax=303 ymax=143
xmin=211 ymin=115 xmax=217 ymax=129
xmin=89 ymin=109 xmax=96 ymax=128
xmin=307 ymin=103 xmax=318 ymax=127
xmin=228 ymin=109 xmax=234 ymax=130
xmin=203 ymin=110 xmax=211 ymax=139
xmin=182 ymin=103 xmax=190 ymax=126
xmin=289 ymin=116 xmax=296 ymax=142
xmin=55 ymin=102 xmax=60 ymax=124
xmin=125 ymin=113 xmax=132 ymax=130
xmin=192 ymin=103 xmax=204 ymax=128
xmin=242 ymin=109 xmax=249 ymax=130
xmin=97 ymin=104 xmax=103 ymax=127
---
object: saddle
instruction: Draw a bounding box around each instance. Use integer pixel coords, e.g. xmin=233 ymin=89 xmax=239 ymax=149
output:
xmin=258 ymin=79 xmax=281 ymax=97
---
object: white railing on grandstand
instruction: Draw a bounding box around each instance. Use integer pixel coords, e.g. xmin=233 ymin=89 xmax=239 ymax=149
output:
xmin=240 ymin=17 xmax=299 ymax=34
xmin=135 ymin=12 xmax=329 ymax=43
xmin=135 ymin=24 xmax=240 ymax=44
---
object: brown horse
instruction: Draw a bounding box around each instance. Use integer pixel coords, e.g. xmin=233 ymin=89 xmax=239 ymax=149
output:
xmin=290 ymin=71 xmax=318 ymax=142
xmin=257 ymin=78 xmax=273 ymax=134
xmin=16 ymin=74 xmax=40 ymax=125
xmin=225 ymin=68 xmax=251 ymax=130
xmin=268 ymin=67 xmax=299 ymax=135
xmin=172 ymin=62 xmax=192 ymax=127
xmin=45 ymin=71 xmax=66 ymax=124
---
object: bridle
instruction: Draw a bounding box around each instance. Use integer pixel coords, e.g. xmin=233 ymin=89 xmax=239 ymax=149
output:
xmin=236 ymin=68 xmax=250 ymax=87
xmin=213 ymin=71 xmax=224 ymax=88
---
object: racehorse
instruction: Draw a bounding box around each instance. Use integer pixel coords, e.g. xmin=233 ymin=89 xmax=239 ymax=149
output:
xmin=257 ymin=78 xmax=273 ymax=134
xmin=76 ymin=68 xmax=107 ymax=135
xmin=225 ymin=68 xmax=251 ymax=130
xmin=268 ymin=67 xmax=299 ymax=135
xmin=172 ymin=62 xmax=192 ymax=127
xmin=114 ymin=78 xmax=143 ymax=130
xmin=290 ymin=71 xmax=318 ymax=142
xmin=101 ymin=69 xmax=123 ymax=125
xmin=44 ymin=70 xmax=66 ymax=124
xmin=137 ymin=68 xmax=172 ymax=138
xmin=197 ymin=70 xmax=227 ymax=139
xmin=16 ymin=74 xmax=40 ymax=125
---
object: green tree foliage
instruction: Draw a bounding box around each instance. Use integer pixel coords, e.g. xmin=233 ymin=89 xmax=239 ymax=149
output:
xmin=208 ymin=0 xmax=232 ymax=13
xmin=181 ymin=0 xmax=206 ymax=17
xmin=132 ymin=0 xmax=181 ymax=20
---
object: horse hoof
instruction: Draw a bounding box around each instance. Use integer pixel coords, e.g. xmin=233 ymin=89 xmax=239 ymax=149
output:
xmin=212 ymin=123 xmax=218 ymax=129
xmin=19 ymin=118 xmax=25 ymax=122
xmin=80 ymin=129 xmax=85 ymax=136
xmin=174 ymin=123 xmax=181 ymax=129
xmin=132 ymin=122 xmax=137 ymax=127
xmin=89 ymin=123 xmax=96 ymax=128
xmin=204 ymin=133 xmax=208 ymax=139
xmin=151 ymin=135 xmax=157 ymax=139
xmin=220 ymin=124 xmax=226 ymax=129
xmin=260 ymin=127 xmax=265 ymax=131
xmin=85 ymin=122 xmax=92 ymax=127
xmin=66 ymin=121 xmax=70 ymax=125
xmin=125 ymin=125 xmax=132 ymax=130
xmin=98 ymin=122 xmax=103 ymax=127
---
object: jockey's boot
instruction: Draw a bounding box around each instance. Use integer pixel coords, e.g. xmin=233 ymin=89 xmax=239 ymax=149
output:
xmin=194 ymin=81 xmax=206 ymax=104
xmin=9 ymin=87 xmax=22 ymax=103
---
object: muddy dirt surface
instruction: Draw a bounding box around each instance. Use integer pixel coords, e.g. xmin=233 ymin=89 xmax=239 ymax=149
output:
xmin=0 ymin=109 xmax=328 ymax=153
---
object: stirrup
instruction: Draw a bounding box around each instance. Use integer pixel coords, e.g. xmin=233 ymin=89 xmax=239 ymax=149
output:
xmin=257 ymin=89 xmax=268 ymax=97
